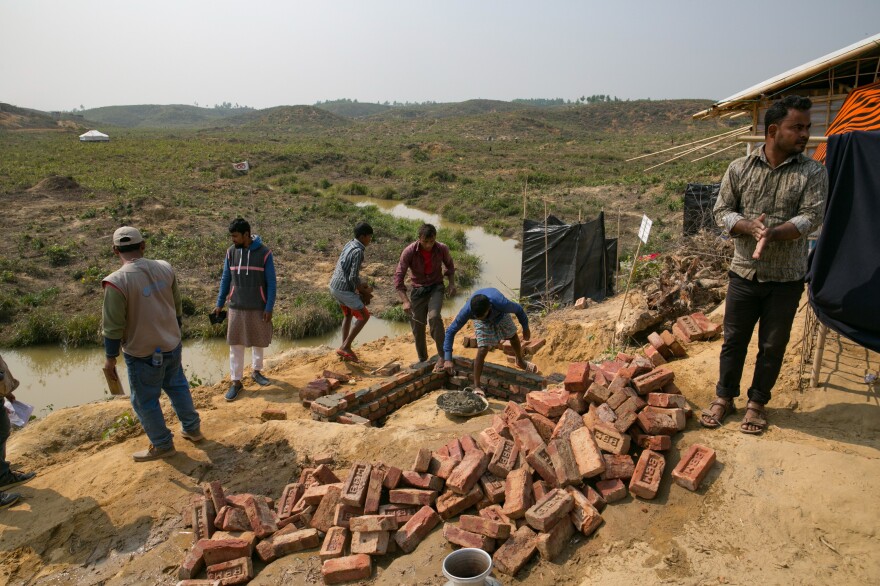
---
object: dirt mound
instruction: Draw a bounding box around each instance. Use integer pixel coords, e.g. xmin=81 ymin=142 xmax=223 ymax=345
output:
xmin=27 ymin=175 xmax=80 ymax=192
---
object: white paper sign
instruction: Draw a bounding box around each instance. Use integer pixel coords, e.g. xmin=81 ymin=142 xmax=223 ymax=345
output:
xmin=638 ymin=215 xmax=653 ymax=244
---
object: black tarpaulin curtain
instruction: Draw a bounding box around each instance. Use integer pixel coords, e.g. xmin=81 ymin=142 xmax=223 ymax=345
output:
xmin=683 ymin=183 xmax=721 ymax=236
xmin=807 ymin=130 xmax=880 ymax=352
xmin=520 ymin=212 xmax=614 ymax=305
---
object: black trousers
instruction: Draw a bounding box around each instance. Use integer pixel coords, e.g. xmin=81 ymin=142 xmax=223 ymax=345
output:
xmin=716 ymin=272 xmax=803 ymax=404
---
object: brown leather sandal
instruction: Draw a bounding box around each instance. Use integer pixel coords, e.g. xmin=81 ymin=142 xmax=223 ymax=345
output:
xmin=740 ymin=401 xmax=768 ymax=435
xmin=700 ymin=397 xmax=736 ymax=429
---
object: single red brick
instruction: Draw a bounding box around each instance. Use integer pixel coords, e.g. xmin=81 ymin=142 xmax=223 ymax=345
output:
xmin=177 ymin=541 xmax=206 ymax=580
xmin=596 ymin=402 xmax=618 ymax=423
xmin=565 ymin=486 xmax=604 ymax=536
xmin=527 ymin=390 xmax=569 ymax=419
xmin=605 ymin=387 xmax=628 ymax=411
xmin=430 ymin=454 xmax=459 ymax=480
xmin=400 ymin=470 xmax=445 ymax=492
xmin=446 ymin=438 xmax=465 ymax=461
xmin=524 ymin=488 xmax=574 ymax=532
xmin=488 ymin=439 xmax=520 ymax=479
xmin=550 ymin=408 xmax=584 ymax=441
xmin=525 ymin=445 xmax=559 ymax=487
xmin=379 ymin=503 xmax=421 ymax=525
xmin=537 ymin=515 xmax=575 ymax=561
xmin=477 ymin=427 xmax=504 ymax=454
xmin=478 ymin=471 xmax=507 ymax=504
xmin=595 ymin=478 xmax=627 ymax=503
xmin=660 ymin=330 xmax=687 ymax=357
xmin=349 ymin=514 xmax=398 ymax=532
xmin=583 ymin=484 xmax=607 ymax=512
xmin=525 ymin=410 xmax=555 ymax=443
xmin=321 ymin=554 xmax=372 ymax=585
xmin=320 ymin=526 xmax=350 ymax=561
xmin=547 ymin=438 xmax=580 ymax=487
xmin=504 ymin=400 xmax=530 ymax=424
xmin=199 ymin=538 xmax=252 ymax=566
xmin=459 ymin=434 xmax=480 ymax=454
xmin=389 ymin=488 xmax=437 ymax=506
xmin=394 ymin=505 xmax=441 ymax=553
xmin=647 ymin=331 xmax=672 ymax=359
xmin=302 ymin=483 xmax=337 ymax=505
xmin=629 ymin=449 xmax=666 ymax=500
xmin=205 ymin=556 xmax=253 ymax=585
xmin=493 ymin=525 xmax=538 ymax=576
xmin=601 ymin=454 xmax=636 ymax=481
xmin=502 ymin=468 xmax=533 ymax=519
xmin=374 ymin=463 xmax=402 ymax=489
xmin=563 ymin=362 xmax=591 ymax=393
xmin=591 ymin=423 xmax=631 ymax=455
xmin=446 ymin=449 xmax=489 ymax=495
xmin=479 ymin=504 xmax=517 ymax=535
xmin=568 ymin=426 xmax=606 ymax=478
xmin=647 ymin=392 xmax=688 ymax=409
xmin=532 ymin=479 xmax=550 ymax=502
xmin=192 ymin=500 xmax=213 ymax=543
xmin=637 ymin=406 xmax=686 ymax=435
xmin=313 ymin=452 xmax=335 ymax=465
xmin=341 ymin=462 xmax=372 ymax=507
xmin=460 ymin=513 xmax=511 ymax=540
xmin=443 ymin=522 xmax=496 ymax=552
xmin=332 ymin=504 xmax=364 ymax=529
xmin=255 ymin=528 xmax=320 ymax=562
xmin=671 ymin=444 xmax=716 ymax=491
xmin=309 ymin=485 xmax=342 ymax=533
xmin=276 ymin=483 xmax=305 ymax=519
xmin=632 ymin=368 xmax=675 ymax=395
xmin=313 ymin=464 xmax=341 ymax=485
xmin=242 ymin=495 xmax=278 ymax=539
xmin=206 ymin=481 xmax=226 ymax=517
xmin=509 ymin=417 xmax=546 ymax=455
xmin=690 ymin=311 xmax=721 ymax=338
xmin=630 ymin=428 xmax=672 ymax=451
xmin=642 ymin=344 xmax=668 ymax=367
xmin=672 ymin=322 xmax=693 ymax=345
xmin=585 ymin=382 xmax=611 ymax=405
xmin=363 ymin=468 xmax=384 ymax=515
xmin=435 ymin=485 xmax=483 ymax=520
xmin=350 ymin=530 xmax=390 ymax=556
xmin=491 ymin=414 xmax=513 ymax=437
xmin=260 ymin=408 xmax=287 ymax=421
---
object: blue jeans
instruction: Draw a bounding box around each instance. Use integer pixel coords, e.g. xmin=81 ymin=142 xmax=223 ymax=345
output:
xmin=124 ymin=344 xmax=200 ymax=450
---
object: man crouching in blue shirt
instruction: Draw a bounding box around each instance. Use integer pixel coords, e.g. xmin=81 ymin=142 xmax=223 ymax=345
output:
xmin=442 ymin=288 xmax=537 ymax=397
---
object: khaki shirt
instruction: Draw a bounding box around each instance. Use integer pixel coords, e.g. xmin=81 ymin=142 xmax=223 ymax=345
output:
xmin=714 ymin=146 xmax=827 ymax=282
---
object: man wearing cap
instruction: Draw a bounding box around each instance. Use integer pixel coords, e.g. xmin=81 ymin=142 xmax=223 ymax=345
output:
xmin=102 ymin=226 xmax=203 ymax=462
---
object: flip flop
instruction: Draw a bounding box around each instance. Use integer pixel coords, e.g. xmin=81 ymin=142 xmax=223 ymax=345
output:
xmin=516 ymin=361 xmax=539 ymax=374
xmin=336 ymin=349 xmax=359 ymax=363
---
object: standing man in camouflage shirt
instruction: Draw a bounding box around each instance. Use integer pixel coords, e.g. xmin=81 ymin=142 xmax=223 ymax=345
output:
xmin=700 ymin=95 xmax=826 ymax=435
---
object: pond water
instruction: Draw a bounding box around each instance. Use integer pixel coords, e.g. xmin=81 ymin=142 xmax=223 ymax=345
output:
xmin=2 ymin=197 xmax=522 ymax=417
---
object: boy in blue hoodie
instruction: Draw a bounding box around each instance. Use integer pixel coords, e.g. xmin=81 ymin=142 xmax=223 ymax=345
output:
xmin=213 ymin=218 xmax=276 ymax=401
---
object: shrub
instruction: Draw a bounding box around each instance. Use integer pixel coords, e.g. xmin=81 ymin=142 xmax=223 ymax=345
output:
xmin=46 ymin=245 xmax=72 ymax=266
xmin=274 ymin=292 xmax=343 ymax=338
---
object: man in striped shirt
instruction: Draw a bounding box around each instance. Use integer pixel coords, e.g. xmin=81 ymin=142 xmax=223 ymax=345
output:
xmin=329 ymin=222 xmax=374 ymax=362
xmin=701 ymin=95 xmax=826 ymax=435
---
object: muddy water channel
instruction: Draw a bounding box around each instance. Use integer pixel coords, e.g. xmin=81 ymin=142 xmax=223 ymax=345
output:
xmin=3 ymin=198 xmax=521 ymax=416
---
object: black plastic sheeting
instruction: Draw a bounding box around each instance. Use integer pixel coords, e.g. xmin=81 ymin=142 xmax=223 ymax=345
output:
xmin=520 ymin=213 xmax=616 ymax=306
xmin=807 ymin=130 xmax=880 ymax=353
xmin=683 ymin=183 xmax=721 ymax=236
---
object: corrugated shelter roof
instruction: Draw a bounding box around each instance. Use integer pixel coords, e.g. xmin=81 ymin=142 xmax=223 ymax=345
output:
xmin=694 ymin=33 xmax=880 ymax=119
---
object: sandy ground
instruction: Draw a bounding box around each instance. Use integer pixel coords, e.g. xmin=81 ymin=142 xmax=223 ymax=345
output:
xmin=1 ymin=297 xmax=878 ymax=586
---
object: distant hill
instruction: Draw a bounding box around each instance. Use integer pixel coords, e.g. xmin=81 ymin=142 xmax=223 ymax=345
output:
xmin=372 ymin=99 xmax=530 ymax=121
xmin=216 ymin=105 xmax=350 ymax=131
xmin=79 ymin=104 xmax=253 ymax=128
xmin=314 ymin=100 xmax=392 ymax=118
xmin=0 ymin=103 xmax=77 ymax=131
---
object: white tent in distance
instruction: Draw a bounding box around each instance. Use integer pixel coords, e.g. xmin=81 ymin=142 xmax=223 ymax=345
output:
xmin=79 ymin=130 xmax=109 ymax=142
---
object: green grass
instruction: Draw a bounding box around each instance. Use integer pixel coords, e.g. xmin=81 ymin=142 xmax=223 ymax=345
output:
xmin=0 ymin=98 xmax=738 ymax=346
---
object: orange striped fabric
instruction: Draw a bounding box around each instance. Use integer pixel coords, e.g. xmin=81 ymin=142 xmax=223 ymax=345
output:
xmin=813 ymin=80 xmax=880 ymax=163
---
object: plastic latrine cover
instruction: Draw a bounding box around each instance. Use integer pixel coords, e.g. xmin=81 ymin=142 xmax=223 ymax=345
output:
xmin=683 ymin=183 xmax=720 ymax=236
xmin=520 ymin=212 xmax=611 ymax=306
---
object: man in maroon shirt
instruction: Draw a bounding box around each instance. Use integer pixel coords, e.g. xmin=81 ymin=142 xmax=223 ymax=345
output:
xmin=394 ymin=224 xmax=457 ymax=369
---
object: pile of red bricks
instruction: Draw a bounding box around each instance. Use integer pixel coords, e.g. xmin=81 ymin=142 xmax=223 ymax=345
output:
xmin=642 ymin=311 xmax=721 ymax=365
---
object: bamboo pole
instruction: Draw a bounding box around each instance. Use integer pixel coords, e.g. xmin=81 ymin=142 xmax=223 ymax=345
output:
xmin=642 ymin=128 xmax=750 ymax=172
xmin=809 ymin=324 xmax=829 ymax=387
xmin=522 ymin=178 xmax=528 ymax=219
xmin=625 ymin=126 xmax=750 ymax=162
xmin=616 ymin=239 xmax=643 ymax=324
xmin=616 ymin=206 xmax=621 ymax=294
xmin=690 ymin=141 xmax=741 ymax=162
xmin=544 ymin=198 xmax=550 ymax=301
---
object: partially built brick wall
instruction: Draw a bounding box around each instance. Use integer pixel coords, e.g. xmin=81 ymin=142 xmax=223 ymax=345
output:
xmin=306 ymin=358 xmax=547 ymax=425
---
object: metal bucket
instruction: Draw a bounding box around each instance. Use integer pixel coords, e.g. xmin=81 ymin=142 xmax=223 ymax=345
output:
xmin=442 ymin=548 xmax=500 ymax=586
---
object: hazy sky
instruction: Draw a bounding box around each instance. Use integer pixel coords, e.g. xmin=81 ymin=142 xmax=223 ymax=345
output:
xmin=2 ymin=0 xmax=878 ymax=111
